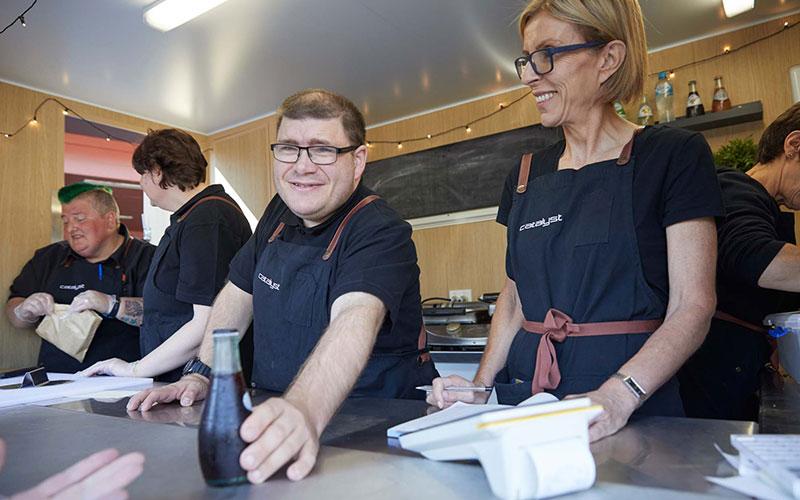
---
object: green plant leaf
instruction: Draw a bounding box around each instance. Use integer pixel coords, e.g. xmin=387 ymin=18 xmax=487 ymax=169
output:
xmin=713 ymin=137 xmax=758 ymax=173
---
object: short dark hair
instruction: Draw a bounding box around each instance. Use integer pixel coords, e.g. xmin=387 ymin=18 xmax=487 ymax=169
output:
xmin=132 ymin=129 xmax=207 ymax=191
xmin=276 ymin=89 xmax=366 ymax=147
xmin=758 ymin=102 xmax=800 ymax=164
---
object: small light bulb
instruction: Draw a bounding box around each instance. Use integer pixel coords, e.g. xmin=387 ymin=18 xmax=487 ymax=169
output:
xmin=366 ymin=141 xmax=372 ymax=148
xmin=723 ymin=45 xmax=731 ymax=53
xmin=397 ymin=142 xmax=403 ymax=150
xmin=106 ymin=137 xmax=111 ymax=142
xmin=19 ymin=15 xmax=26 ymax=27
xmin=784 ymin=21 xmax=789 ymax=28
xmin=465 ymin=125 xmax=472 ymax=133
xmin=30 ymin=118 xmax=38 ymax=125
xmin=499 ymin=103 xmax=506 ymax=109
xmin=426 ymin=134 xmax=432 ymax=139
xmin=3 ymin=134 xmax=10 ymax=138
xmin=62 ymin=109 xmax=69 ymax=116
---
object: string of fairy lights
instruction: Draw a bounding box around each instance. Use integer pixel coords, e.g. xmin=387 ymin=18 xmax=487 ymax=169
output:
xmin=1 ymin=97 xmax=134 ymax=144
xmin=1 ymin=5 xmax=796 ymax=148
xmin=0 ymin=0 xmax=36 ymax=35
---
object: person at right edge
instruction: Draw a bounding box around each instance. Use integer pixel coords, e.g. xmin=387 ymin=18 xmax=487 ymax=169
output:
xmin=430 ymin=0 xmax=723 ymax=442
xmin=679 ymin=102 xmax=800 ymax=421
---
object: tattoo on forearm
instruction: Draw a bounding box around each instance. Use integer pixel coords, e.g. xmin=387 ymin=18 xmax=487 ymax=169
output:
xmin=119 ymin=298 xmax=144 ymax=327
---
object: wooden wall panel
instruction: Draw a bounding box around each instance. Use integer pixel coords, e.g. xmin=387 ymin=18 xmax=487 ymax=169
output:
xmin=0 ymin=81 xmax=210 ymax=369
xmin=412 ymin=220 xmax=507 ymax=300
xmin=0 ymin=83 xmax=64 ymax=368
xmin=209 ymin=116 xmax=278 ymax=218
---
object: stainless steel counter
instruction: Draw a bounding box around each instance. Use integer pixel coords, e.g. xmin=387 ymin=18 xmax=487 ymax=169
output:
xmin=0 ymin=390 xmax=756 ymax=499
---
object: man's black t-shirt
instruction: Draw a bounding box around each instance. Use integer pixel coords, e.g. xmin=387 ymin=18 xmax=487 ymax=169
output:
xmin=715 ymin=168 xmax=800 ymax=323
xmin=228 ymin=184 xmax=423 ymax=354
xmin=497 ymin=125 xmax=724 ymax=305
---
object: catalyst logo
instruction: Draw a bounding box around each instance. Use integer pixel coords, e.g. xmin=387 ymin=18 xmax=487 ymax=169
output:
xmin=59 ymin=283 xmax=86 ymax=291
xmin=258 ymin=273 xmax=280 ymax=291
xmin=519 ymin=214 xmax=563 ymax=232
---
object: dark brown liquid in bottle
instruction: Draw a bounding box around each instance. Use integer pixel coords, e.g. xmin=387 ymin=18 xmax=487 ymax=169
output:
xmin=198 ymin=372 xmax=251 ymax=487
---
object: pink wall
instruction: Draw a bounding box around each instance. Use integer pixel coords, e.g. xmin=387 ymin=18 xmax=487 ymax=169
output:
xmin=64 ymin=133 xmax=140 ymax=182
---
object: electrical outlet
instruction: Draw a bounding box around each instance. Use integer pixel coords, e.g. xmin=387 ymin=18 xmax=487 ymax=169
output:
xmin=448 ymin=289 xmax=472 ymax=302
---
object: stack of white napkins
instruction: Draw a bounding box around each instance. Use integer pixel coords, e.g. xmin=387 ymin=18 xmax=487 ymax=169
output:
xmin=389 ymin=393 xmax=602 ymax=499
xmin=707 ymin=434 xmax=800 ymax=500
xmin=0 ymin=373 xmax=152 ymax=409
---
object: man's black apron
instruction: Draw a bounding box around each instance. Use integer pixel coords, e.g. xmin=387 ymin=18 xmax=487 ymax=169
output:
xmin=251 ymin=195 xmax=436 ymax=398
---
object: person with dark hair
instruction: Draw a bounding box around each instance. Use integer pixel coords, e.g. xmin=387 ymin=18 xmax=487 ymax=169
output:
xmin=679 ymin=102 xmax=800 ymax=420
xmin=125 ymin=89 xmax=437 ymax=483
xmin=80 ymin=129 xmax=252 ymax=382
xmin=6 ymin=182 xmax=155 ymax=372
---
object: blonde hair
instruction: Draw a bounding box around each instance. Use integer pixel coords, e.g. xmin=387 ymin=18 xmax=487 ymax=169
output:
xmin=518 ymin=0 xmax=647 ymax=104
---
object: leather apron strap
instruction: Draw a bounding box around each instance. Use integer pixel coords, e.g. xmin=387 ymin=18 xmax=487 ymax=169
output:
xmin=522 ymin=308 xmax=662 ymax=394
xmin=177 ymin=195 xmax=243 ymax=223
xmin=267 ymin=195 xmax=381 ymax=261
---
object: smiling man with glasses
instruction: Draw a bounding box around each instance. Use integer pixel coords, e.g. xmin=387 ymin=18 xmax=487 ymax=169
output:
xmin=127 ymin=88 xmax=438 ymax=484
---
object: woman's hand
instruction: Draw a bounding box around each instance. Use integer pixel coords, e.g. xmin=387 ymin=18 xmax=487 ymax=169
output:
xmin=78 ymin=358 xmax=138 ymax=378
xmin=426 ymin=375 xmax=491 ymax=409
xmin=567 ymin=380 xmax=638 ymax=442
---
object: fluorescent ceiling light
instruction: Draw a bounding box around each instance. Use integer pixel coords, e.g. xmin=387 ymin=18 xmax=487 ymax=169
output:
xmin=722 ymin=0 xmax=755 ymax=18
xmin=143 ymin=0 xmax=230 ymax=32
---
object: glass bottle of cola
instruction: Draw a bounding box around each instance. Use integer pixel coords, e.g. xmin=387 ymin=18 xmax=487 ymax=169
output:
xmin=198 ymin=329 xmax=252 ymax=487
xmin=686 ymin=80 xmax=705 ymax=117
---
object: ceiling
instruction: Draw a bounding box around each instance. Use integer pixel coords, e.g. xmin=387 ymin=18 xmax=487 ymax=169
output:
xmin=1 ymin=0 xmax=798 ymax=134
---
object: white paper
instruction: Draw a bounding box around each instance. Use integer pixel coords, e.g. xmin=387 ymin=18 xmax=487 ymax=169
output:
xmin=387 ymin=401 xmax=509 ymax=437
xmin=706 ymin=475 xmax=793 ymax=500
xmin=0 ymin=373 xmax=152 ymax=409
xmin=527 ymin=437 xmax=596 ymax=499
xmin=387 ymin=392 xmax=560 ymax=438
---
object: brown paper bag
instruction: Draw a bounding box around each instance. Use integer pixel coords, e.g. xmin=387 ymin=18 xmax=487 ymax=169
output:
xmin=35 ymin=304 xmax=102 ymax=363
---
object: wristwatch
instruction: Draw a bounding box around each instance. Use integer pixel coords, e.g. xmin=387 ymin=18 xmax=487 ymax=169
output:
xmin=612 ymin=372 xmax=647 ymax=400
xmin=102 ymin=295 xmax=120 ymax=319
xmin=182 ymin=357 xmax=211 ymax=379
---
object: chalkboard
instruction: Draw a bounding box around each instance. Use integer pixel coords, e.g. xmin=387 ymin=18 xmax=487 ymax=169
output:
xmin=362 ymin=124 xmax=563 ymax=219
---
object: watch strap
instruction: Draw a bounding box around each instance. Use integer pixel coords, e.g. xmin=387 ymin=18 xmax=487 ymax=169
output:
xmin=182 ymin=357 xmax=211 ymax=379
xmin=612 ymin=372 xmax=647 ymax=400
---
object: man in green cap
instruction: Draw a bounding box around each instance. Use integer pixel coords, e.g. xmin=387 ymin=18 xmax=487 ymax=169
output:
xmin=5 ymin=182 xmax=155 ymax=373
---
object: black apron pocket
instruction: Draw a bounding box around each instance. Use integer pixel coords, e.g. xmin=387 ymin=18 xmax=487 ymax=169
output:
xmin=285 ymin=271 xmax=317 ymax=327
xmin=573 ymin=188 xmax=612 ymax=246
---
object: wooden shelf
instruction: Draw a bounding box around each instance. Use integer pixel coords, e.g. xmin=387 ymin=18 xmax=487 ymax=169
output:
xmin=662 ymin=100 xmax=763 ymax=132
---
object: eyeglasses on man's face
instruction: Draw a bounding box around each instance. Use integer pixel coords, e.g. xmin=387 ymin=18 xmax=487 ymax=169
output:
xmin=514 ymin=41 xmax=605 ymax=79
xmin=270 ymin=143 xmax=360 ymax=166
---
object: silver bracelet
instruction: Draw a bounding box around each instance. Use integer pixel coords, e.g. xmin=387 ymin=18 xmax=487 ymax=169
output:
xmin=612 ymin=372 xmax=647 ymax=400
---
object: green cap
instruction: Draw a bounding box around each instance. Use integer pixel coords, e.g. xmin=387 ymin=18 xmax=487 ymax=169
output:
xmin=57 ymin=181 xmax=113 ymax=204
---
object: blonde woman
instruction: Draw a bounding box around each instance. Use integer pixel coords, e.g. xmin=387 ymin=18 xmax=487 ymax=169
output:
xmin=430 ymin=0 xmax=723 ymax=441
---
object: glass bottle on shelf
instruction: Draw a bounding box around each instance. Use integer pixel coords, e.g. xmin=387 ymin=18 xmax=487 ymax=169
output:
xmin=637 ymin=95 xmax=653 ymax=126
xmin=712 ymin=76 xmax=731 ymax=112
xmin=686 ymin=80 xmax=705 ymax=117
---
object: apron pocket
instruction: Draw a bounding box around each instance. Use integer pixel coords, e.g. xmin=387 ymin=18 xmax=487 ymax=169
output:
xmin=285 ymin=271 xmax=317 ymax=327
xmin=573 ymin=188 xmax=612 ymax=246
